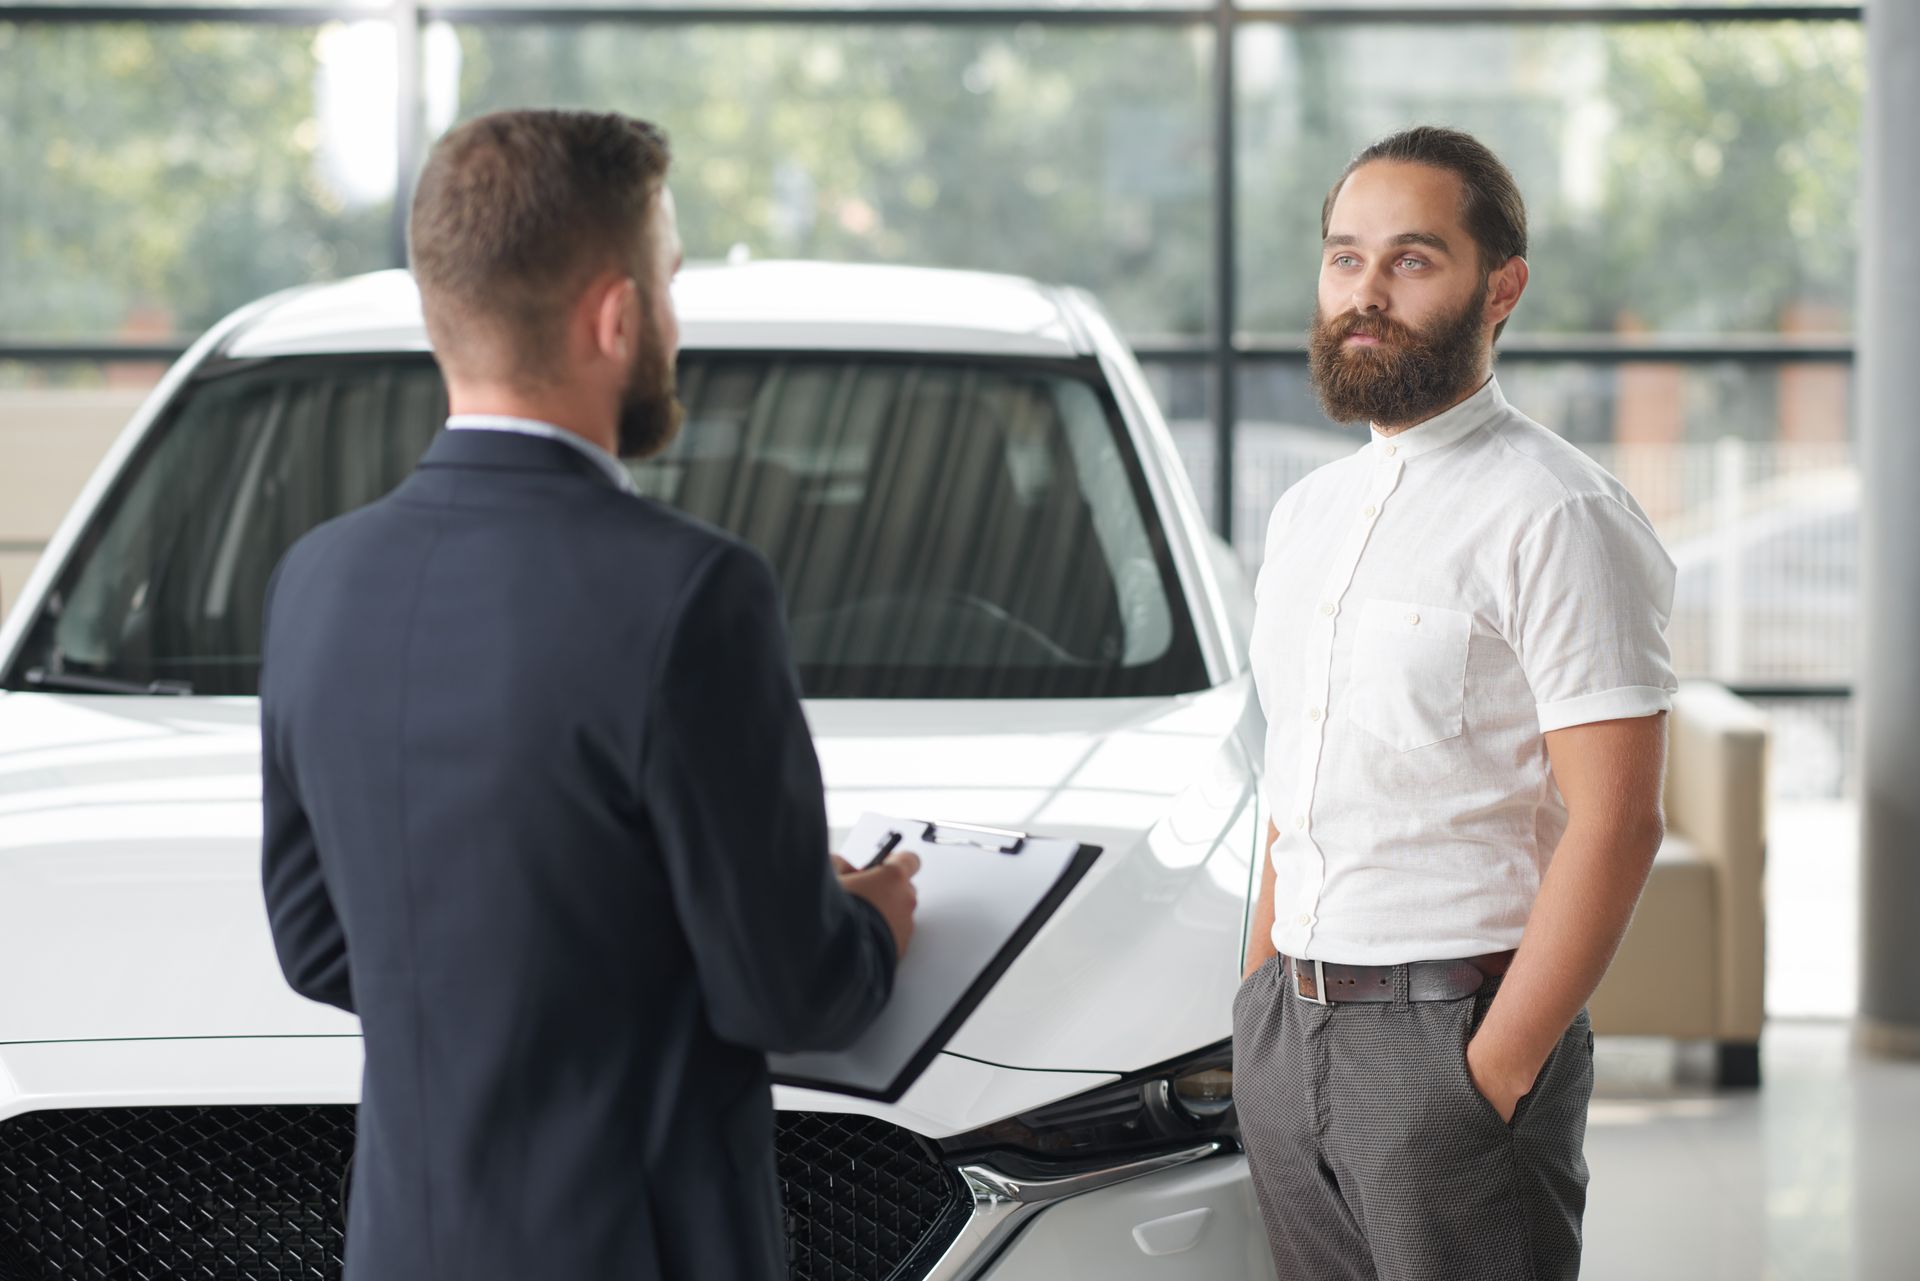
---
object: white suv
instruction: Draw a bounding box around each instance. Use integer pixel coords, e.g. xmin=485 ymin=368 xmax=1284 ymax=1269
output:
xmin=0 ymin=262 xmax=1275 ymax=1281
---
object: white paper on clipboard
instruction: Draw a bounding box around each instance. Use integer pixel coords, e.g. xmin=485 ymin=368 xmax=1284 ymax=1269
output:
xmin=768 ymin=812 xmax=1100 ymax=1101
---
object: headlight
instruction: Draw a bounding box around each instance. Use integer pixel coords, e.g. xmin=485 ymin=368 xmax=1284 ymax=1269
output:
xmin=938 ymin=1040 xmax=1235 ymax=1168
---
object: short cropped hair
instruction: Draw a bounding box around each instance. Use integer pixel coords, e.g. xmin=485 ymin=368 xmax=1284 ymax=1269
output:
xmin=408 ymin=110 xmax=672 ymax=382
xmin=1321 ymin=126 xmax=1528 ymax=339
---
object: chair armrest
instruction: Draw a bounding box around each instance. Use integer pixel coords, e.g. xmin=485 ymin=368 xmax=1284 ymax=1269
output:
xmin=1664 ymin=681 xmax=1770 ymax=1040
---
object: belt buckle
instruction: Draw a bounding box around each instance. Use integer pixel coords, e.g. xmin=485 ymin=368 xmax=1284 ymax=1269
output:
xmin=1292 ymin=957 xmax=1330 ymax=1006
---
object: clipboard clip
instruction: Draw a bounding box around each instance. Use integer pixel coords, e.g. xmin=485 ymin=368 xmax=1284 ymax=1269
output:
xmin=924 ymin=820 xmax=1027 ymax=855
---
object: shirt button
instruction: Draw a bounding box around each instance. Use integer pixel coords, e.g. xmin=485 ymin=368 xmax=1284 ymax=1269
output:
xmin=1384 ymin=444 xmax=1397 ymax=457
xmin=1319 ymin=601 xmax=1336 ymax=617
xmin=1306 ymin=707 xmax=1322 ymax=722
xmin=1297 ymin=913 xmax=1313 ymax=927
xmin=1406 ymin=612 xmax=1421 ymax=626
xmin=1362 ymin=504 xmax=1378 ymax=519
xmin=1294 ymin=815 xmax=1307 ymax=829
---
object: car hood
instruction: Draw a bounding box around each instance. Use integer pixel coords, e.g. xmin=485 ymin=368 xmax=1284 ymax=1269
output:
xmin=0 ymin=685 xmax=1259 ymax=1077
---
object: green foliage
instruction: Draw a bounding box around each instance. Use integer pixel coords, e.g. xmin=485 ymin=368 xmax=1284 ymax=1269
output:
xmin=0 ymin=21 xmax=391 ymax=342
xmin=0 ymin=16 xmax=1862 ymax=347
xmin=1236 ymin=21 xmax=1863 ymax=339
xmin=447 ymin=22 xmax=1216 ymax=340
xmin=1548 ymin=21 xmax=1863 ymax=334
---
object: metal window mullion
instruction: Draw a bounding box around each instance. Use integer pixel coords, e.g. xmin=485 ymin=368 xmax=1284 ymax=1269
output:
xmin=1228 ymin=4 xmax=1860 ymax=24
xmin=422 ymin=5 xmax=1210 ymax=24
xmin=1209 ymin=0 xmax=1235 ymax=540
xmin=1724 ymin=684 xmax=1854 ymax=700
xmin=1218 ymin=344 xmax=1858 ymax=365
xmin=0 ymin=2 xmax=1859 ymax=24
xmin=0 ymin=6 xmax=406 ymax=23
xmin=392 ymin=0 xmax=423 ymax=268
xmin=0 ymin=341 xmax=1862 ymax=363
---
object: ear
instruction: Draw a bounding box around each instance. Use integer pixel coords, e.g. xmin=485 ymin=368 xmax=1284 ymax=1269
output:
xmin=589 ymin=274 xmax=640 ymax=365
xmin=1484 ymin=256 xmax=1529 ymax=331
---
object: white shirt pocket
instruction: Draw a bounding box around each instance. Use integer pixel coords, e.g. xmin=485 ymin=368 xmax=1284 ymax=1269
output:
xmin=1347 ymin=599 xmax=1473 ymax=752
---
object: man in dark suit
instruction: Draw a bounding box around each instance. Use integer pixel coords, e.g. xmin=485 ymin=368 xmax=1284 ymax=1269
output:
xmin=260 ymin=110 xmax=919 ymax=1281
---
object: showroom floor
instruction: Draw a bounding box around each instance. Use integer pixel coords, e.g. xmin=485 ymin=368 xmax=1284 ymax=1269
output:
xmin=1582 ymin=792 xmax=1918 ymax=1281
xmin=1583 ymin=1023 xmax=1920 ymax=1281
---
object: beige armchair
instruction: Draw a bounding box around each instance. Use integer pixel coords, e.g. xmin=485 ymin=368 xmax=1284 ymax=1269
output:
xmin=1587 ymin=681 xmax=1770 ymax=1087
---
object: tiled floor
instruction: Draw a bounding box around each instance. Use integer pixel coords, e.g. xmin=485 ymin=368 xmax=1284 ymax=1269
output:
xmin=1585 ymin=1023 xmax=1920 ymax=1280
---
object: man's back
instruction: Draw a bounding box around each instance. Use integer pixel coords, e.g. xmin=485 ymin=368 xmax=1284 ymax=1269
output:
xmin=260 ymin=428 xmax=896 ymax=1280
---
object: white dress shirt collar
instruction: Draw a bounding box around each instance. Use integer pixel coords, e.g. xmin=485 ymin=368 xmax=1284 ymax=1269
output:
xmin=1368 ymin=375 xmax=1503 ymax=461
xmin=445 ymin=414 xmax=636 ymax=494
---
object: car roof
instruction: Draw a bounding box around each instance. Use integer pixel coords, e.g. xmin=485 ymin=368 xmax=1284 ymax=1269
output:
xmin=221 ymin=263 xmax=1092 ymax=361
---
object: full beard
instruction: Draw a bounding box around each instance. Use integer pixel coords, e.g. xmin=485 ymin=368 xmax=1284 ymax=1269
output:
xmin=616 ymin=352 xmax=685 ymax=460
xmin=1307 ymin=284 xmax=1490 ymax=428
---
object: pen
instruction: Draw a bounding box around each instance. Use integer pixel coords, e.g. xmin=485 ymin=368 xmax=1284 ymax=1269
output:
xmin=862 ymin=830 xmax=903 ymax=871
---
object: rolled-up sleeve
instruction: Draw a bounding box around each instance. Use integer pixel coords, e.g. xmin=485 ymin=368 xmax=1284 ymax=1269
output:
xmin=1509 ymin=491 xmax=1678 ymax=734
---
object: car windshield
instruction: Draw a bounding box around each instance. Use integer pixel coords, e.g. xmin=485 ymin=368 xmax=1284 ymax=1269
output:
xmin=4 ymin=353 xmax=1207 ymax=698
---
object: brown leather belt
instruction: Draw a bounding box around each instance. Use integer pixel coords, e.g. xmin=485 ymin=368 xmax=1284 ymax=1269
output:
xmin=1282 ymin=951 xmax=1516 ymax=1005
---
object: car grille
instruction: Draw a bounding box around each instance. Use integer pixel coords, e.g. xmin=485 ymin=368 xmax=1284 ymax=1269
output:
xmin=0 ymin=1106 xmax=970 ymax=1281
xmin=776 ymin=1111 xmax=971 ymax=1281
xmin=0 ymin=1106 xmax=351 ymax=1281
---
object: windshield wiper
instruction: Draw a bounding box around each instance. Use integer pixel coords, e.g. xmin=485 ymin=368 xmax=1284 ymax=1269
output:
xmin=20 ymin=668 xmax=195 ymax=696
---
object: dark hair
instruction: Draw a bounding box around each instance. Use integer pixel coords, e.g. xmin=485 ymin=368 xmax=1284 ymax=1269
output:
xmin=408 ymin=110 xmax=672 ymax=383
xmin=1320 ymin=126 xmax=1527 ymax=339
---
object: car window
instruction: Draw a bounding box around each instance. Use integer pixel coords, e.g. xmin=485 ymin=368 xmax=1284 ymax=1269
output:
xmin=6 ymin=353 xmax=1208 ymax=699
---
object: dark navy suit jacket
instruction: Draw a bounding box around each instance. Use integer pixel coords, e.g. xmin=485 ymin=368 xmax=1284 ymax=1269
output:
xmin=260 ymin=428 xmax=896 ymax=1281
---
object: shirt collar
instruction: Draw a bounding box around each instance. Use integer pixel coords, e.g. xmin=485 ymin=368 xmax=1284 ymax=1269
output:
xmin=445 ymin=414 xmax=636 ymax=494
xmin=1368 ymin=376 xmax=1504 ymax=462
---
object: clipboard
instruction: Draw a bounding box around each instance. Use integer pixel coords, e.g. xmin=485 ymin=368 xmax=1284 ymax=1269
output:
xmin=768 ymin=812 xmax=1101 ymax=1103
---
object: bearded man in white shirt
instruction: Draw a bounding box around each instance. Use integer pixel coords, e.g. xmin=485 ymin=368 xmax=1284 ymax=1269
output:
xmin=1234 ymin=125 xmax=1677 ymax=1281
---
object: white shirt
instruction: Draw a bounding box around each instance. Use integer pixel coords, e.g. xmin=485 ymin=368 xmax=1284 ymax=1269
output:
xmin=1250 ymin=377 xmax=1676 ymax=965
xmin=446 ymin=414 xmax=637 ymax=494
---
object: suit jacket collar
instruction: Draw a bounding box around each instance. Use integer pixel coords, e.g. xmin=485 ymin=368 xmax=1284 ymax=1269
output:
xmin=416 ymin=426 xmax=626 ymax=492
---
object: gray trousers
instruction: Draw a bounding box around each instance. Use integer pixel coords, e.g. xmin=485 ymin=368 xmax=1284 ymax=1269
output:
xmin=1232 ymin=954 xmax=1595 ymax=1281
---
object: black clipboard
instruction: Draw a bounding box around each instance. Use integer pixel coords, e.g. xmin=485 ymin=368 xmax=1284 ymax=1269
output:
xmin=769 ymin=813 xmax=1102 ymax=1103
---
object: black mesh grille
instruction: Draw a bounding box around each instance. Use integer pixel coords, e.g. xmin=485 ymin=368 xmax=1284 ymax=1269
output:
xmin=777 ymin=1112 xmax=971 ymax=1281
xmin=0 ymin=1106 xmax=969 ymax=1281
xmin=0 ymin=1107 xmax=352 ymax=1280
